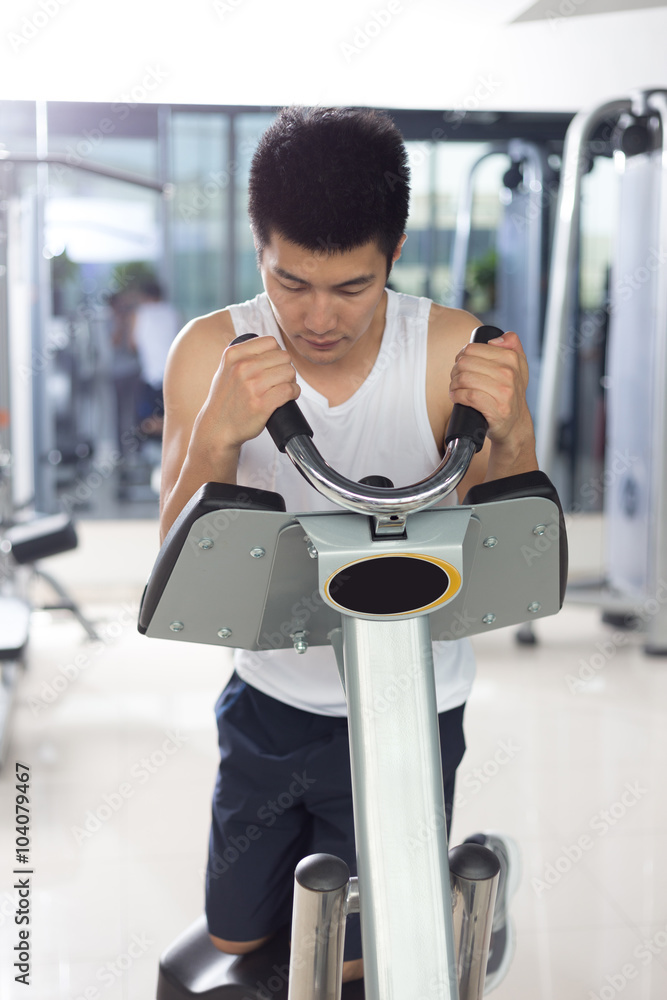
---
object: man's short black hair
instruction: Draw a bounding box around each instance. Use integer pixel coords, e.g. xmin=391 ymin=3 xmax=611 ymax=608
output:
xmin=248 ymin=106 xmax=410 ymax=273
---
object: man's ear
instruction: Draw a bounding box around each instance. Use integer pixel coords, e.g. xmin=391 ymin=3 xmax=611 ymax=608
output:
xmin=392 ymin=233 xmax=408 ymax=264
xmin=251 ymin=227 xmax=264 ymax=270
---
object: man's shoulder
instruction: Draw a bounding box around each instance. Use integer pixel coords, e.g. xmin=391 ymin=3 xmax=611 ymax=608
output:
xmin=427 ymin=303 xmax=481 ymax=359
xmin=174 ymin=307 xmax=237 ymax=355
xmin=164 ymin=308 xmax=237 ymax=397
xmin=427 ymin=301 xmax=479 ymax=333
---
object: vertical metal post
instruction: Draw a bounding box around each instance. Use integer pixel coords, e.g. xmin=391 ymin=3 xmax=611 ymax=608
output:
xmin=645 ymin=91 xmax=667 ymax=653
xmin=450 ymin=146 xmax=499 ymax=308
xmin=288 ymin=854 xmax=350 ymax=1000
xmin=226 ymin=112 xmax=237 ymax=307
xmin=0 ymin=162 xmax=12 ymax=525
xmin=157 ymin=104 xmax=174 ymax=298
xmin=535 ymin=98 xmax=631 ymax=476
xmin=33 ymin=99 xmax=55 ymax=511
xmin=449 ymin=844 xmax=500 ymax=1000
xmin=343 ymin=615 xmax=459 ymax=1000
xmin=495 ymin=138 xmax=550 ymax=419
xmin=424 ymin=139 xmax=437 ymax=301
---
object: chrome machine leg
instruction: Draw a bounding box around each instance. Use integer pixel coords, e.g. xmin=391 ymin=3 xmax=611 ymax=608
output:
xmin=287 ymin=854 xmax=352 ymax=1000
xmin=449 ymin=844 xmax=500 ymax=1000
xmin=343 ymin=615 xmax=459 ymax=1000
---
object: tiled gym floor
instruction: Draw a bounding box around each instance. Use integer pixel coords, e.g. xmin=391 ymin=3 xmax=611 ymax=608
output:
xmin=1 ymin=515 xmax=666 ymax=1000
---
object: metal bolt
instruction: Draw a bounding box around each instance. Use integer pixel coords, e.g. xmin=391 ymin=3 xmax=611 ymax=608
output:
xmin=250 ymin=547 xmax=266 ymax=559
xmin=198 ymin=538 xmax=214 ymax=550
xmin=483 ymin=536 xmax=498 ymax=548
xmin=217 ymin=627 xmax=233 ymax=639
xmin=169 ymin=621 xmax=185 ymax=632
xmin=527 ymin=602 xmax=542 ymax=614
xmin=291 ymin=630 xmax=309 ymax=654
xmin=532 ymin=524 xmax=547 ymax=536
xmin=482 ymin=613 xmax=496 ymax=625
xmin=305 ymin=537 xmax=318 ymax=559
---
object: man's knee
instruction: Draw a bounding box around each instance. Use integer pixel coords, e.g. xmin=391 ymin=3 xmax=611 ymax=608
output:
xmin=209 ymin=932 xmax=272 ymax=954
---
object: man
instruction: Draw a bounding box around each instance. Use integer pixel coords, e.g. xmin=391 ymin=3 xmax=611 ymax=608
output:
xmin=159 ymin=107 xmax=537 ymax=989
xmin=130 ymin=278 xmax=181 ymax=436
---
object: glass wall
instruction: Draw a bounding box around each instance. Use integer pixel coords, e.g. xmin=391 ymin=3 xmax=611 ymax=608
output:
xmin=391 ymin=140 xmax=433 ymax=297
xmin=235 ymin=113 xmax=277 ymax=303
xmin=171 ymin=111 xmax=230 ymax=321
xmin=0 ymin=101 xmax=572 ymax=518
xmin=436 ymin=143 xmax=506 ymax=311
xmin=391 ymin=141 xmax=510 ymax=311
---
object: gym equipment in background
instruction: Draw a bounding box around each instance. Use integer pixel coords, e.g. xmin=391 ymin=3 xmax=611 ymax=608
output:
xmin=536 ymin=88 xmax=667 ymax=654
xmin=0 ymin=160 xmax=99 ymax=766
xmin=450 ymin=139 xmax=557 ymax=419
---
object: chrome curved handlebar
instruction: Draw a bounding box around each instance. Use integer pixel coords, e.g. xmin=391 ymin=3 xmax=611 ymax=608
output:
xmin=284 ymin=434 xmax=477 ymax=516
xmin=229 ymin=324 xmax=501 ymax=517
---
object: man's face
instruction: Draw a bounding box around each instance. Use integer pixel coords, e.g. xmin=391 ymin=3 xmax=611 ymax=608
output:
xmin=259 ymin=232 xmax=403 ymax=367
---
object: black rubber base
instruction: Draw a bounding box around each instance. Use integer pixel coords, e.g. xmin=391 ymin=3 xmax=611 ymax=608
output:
xmin=601 ymin=610 xmax=641 ymax=631
xmin=515 ymin=622 xmax=538 ymax=646
xmin=156 ymin=916 xmax=365 ymax=999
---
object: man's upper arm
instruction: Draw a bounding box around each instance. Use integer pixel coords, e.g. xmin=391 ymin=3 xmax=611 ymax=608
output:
xmin=425 ymin=304 xmax=491 ymax=499
xmin=159 ymin=310 xmax=235 ymax=515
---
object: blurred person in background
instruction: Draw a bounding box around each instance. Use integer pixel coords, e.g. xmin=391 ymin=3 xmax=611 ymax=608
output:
xmin=131 ymin=279 xmax=181 ymax=437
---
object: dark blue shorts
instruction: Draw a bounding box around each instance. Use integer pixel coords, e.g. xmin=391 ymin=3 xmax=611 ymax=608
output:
xmin=205 ymin=672 xmax=466 ymax=962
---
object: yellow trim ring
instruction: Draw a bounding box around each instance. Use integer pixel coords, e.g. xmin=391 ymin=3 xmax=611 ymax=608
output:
xmin=325 ymin=552 xmax=462 ymax=616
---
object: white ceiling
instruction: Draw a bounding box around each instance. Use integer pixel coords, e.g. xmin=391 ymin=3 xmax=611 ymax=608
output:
xmin=0 ymin=0 xmax=665 ymax=113
xmin=513 ymin=0 xmax=667 ymax=21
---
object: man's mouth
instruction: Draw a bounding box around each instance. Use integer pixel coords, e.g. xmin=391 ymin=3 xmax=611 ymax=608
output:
xmin=303 ymin=338 xmax=340 ymax=350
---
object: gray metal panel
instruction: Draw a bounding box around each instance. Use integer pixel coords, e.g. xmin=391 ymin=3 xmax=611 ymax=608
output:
xmin=433 ymin=495 xmax=560 ymax=639
xmin=144 ymin=496 xmax=562 ymax=650
xmin=144 ymin=509 xmax=299 ymax=649
xmin=299 ymin=507 xmax=472 ymax=620
xmin=255 ymin=520 xmax=341 ymax=651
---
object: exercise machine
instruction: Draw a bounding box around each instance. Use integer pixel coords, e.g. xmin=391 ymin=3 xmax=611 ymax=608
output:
xmin=0 ymin=157 xmax=99 ymax=767
xmin=536 ymin=88 xmax=667 ymax=653
xmin=450 ymin=140 xmax=557 ymax=419
xmin=0 ymin=144 xmax=169 ymax=514
xmin=0 ymin=141 xmax=173 ymax=762
xmin=138 ymin=327 xmax=567 ymax=999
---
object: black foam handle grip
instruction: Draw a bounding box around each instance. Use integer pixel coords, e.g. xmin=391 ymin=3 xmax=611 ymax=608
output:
xmin=228 ymin=333 xmax=314 ymax=452
xmin=445 ymin=325 xmax=505 ymax=454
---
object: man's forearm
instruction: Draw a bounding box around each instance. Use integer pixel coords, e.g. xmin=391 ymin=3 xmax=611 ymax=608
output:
xmin=159 ymin=444 xmax=240 ymax=543
xmin=484 ymin=432 xmax=538 ymax=484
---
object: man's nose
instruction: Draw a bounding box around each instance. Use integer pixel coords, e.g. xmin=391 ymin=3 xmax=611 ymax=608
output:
xmin=303 ymin=294 xmax=337 ymax=336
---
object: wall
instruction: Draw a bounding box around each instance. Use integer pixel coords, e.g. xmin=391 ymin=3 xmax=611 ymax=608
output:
xmin=0 ymin=1 xmax=665 ymax=114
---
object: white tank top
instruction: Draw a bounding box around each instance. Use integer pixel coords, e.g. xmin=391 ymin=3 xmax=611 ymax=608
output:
xmin=134 ymin=300 xmax=181 ymax=388
xmin=228 ymin=290 xmax=476 ymax=716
